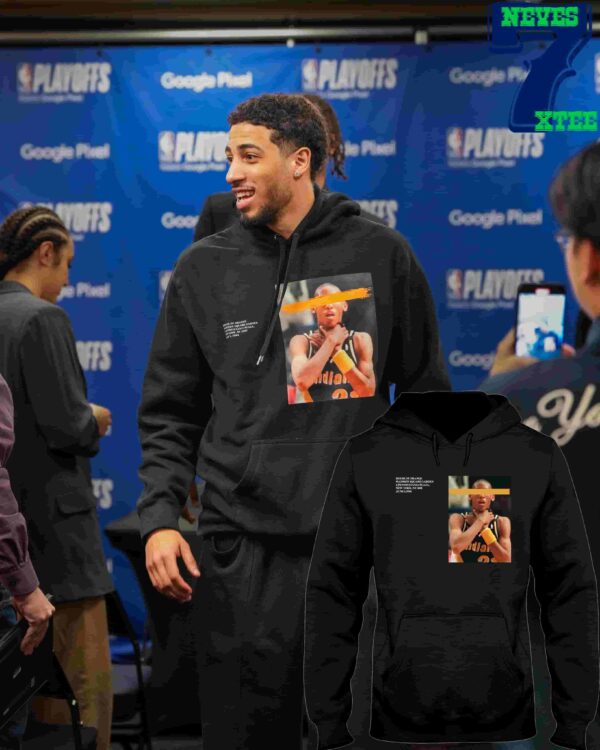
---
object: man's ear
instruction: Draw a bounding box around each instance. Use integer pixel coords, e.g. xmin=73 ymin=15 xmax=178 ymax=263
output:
xmin=581 ymin=238 xmax=600 ymax=285
xmin=292 ymin=146 xmax=311 ymax=179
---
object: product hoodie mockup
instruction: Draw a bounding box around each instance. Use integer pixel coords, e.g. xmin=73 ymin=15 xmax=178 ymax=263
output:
xmin=137 ymin=186 xmax=450 ymax=539
xmin=305 ymin=391 xmax=599 ymax=750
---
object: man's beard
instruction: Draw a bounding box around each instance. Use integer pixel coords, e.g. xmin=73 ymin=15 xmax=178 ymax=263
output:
xmin=239 ymin=182 xmax=292 ymax=229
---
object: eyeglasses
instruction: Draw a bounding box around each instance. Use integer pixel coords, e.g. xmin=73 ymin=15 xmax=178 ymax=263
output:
xmin=554 ymin=229 xmax=572 ymax=253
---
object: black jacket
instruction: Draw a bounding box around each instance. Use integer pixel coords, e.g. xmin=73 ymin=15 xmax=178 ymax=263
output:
xmin=0 ymin=281 xmax=113 ymax=602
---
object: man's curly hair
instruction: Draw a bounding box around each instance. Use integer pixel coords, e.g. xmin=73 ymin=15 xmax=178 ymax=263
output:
xmin=228 ymin=94 xmax=328 ymax=180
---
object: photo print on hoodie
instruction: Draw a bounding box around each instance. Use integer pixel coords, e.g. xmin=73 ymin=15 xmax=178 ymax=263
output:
xmin=279 ymin=272 xmax=378 ymax=405
xmin=448 ymin=476 xmax=512 ymax=563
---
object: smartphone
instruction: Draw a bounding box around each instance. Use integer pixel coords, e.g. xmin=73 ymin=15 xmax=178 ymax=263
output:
xmin=515 ymin=283 xmax=566 ymax=360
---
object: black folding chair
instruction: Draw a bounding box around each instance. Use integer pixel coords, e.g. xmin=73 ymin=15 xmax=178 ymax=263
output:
xmin=0 ymin=605 xmax=96 ymax=749
xmin=23 ymin=653 xmax=97 ymax=750
xmin=0 ymin=606 xmax=53 ymax=733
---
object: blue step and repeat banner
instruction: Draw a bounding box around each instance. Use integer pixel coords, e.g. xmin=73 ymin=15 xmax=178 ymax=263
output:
xmin=0 ymin=39 xmax=597 ymax=627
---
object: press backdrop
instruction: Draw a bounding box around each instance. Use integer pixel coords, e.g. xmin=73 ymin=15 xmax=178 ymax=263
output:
xmin=1 ymin=39 xmax=597 ymax=627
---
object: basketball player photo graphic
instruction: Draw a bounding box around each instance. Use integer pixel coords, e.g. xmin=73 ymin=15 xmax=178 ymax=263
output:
xmin=447 ymin=476 xmax=512 ymax=563
xmin=280 ymin=272 xmax=378 ymax=405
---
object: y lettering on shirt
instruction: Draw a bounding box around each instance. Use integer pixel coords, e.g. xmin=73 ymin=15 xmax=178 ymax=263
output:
xmin=523 ymin=384 xmax=600 ymax=445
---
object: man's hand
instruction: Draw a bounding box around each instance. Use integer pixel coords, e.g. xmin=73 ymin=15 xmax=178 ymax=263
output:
xmin=90 ymin=403 xmax=112 ymax=436
xmin=12 ymin=587 xmax=55 ymax=656
xmin=180 ymin=482 xmax=200 ymax=524
xmin=322 ymin=324 xmax=349 ymax=353
xmin=145 ymin=529 xmax=200 ymax=603
xmin=474 ymin=509 xmax=495 ymax=529
xmin=489 ymin=328 xmax=574 ymax=377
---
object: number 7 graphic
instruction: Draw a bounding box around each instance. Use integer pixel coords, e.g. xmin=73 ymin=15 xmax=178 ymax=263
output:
xmin=488 ymin=2 xmax=593 ymax=132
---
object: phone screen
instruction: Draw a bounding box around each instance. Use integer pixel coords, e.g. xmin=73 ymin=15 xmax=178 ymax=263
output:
xmin=515 ymin=287 xmax=566 ymax=360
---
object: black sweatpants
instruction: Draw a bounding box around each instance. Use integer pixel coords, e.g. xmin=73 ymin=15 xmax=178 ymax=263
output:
xmin=198 ymin=534 xmax=319 ymax=750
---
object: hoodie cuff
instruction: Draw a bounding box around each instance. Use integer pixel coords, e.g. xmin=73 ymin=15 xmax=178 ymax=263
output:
xmin=315 ymin=720 xmax=353 ymax=750
xmin=1 ymin=559 xmax=39 ymax=598
xmin=138 ymin=507 xmax=181 ymax=543
xmin=551 ymin=721 xmax=590 ymax=750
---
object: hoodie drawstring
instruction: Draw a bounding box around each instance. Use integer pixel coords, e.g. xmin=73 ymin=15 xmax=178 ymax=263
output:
xmin=256 ymin=231 xmax=300 ymax=367
xmin=463 ymin=432 xmax=474 ymax=466
xmin=432 ymin=432 xmax=440 ymax=466
xmin=431 ymin=431 xmax=474 ymax=466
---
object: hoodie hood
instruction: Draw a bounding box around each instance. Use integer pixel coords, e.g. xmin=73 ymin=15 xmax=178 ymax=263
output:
xmin=243 ymin=184 xmax=361 ymax=248
xmin=378 ymin=391 xmax=522 ymax=466
xmin=249 ymin=185 xmax=361 ymax=366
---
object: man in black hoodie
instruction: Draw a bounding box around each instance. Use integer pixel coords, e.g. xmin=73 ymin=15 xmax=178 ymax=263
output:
xmin=137 ymin=93 xmax=449 ymax=750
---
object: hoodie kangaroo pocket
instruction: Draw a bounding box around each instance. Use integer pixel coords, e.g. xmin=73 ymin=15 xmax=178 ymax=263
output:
xmin=231 ymin=439 xmax=347 ymax=533
xmin=383 ymin=613 xmax=524 ymax=727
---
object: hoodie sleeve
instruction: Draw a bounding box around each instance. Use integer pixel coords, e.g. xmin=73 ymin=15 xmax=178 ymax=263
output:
xmin=137 ymin=269 xmax=214 ymax=540
xmin=386 ymin=238 xmax=450 ymax=393
xmin=305 ymin=443 xmax=373 ymax=750
xmin=530 ymin=440 xmax=599 ymax=750
xmin=20 ymin=306 xmax=99 ymax=457
xmin=0 ymin=375 xmax=39 ymax=597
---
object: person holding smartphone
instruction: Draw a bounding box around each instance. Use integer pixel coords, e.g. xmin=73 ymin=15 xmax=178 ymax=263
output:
xmin=480 ymin=140 xmax=600 ymax=749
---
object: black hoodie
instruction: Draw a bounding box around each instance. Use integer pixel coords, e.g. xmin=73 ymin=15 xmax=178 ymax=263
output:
xmin=137 ymin=188 xmax=450 ymax=539
xmin=305 ymin=391 xmax=599 ymax=750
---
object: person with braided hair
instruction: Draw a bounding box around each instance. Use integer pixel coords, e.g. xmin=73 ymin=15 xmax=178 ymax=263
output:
xmin=0 ymin=206 xmax=114 ymax=750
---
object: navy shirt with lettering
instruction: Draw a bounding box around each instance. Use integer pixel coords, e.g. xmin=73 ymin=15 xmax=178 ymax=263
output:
xmin=480 ymin=317 xmax=600 ymax=574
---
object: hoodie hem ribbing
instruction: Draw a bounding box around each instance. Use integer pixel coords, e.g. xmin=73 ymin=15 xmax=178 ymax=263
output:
xmin=370 ymin=708 xmax=536 ymax=744
xmin=370 ymin=728 xmax=537 ymax=744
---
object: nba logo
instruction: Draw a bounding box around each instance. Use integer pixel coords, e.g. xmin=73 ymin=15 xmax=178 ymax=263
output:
xmin=301 ymin=59 xmax=319 ymax=91
xmin=446 ymin=127 xmax=464 ymax=159
xmin=446 ymin=269 xmax=463 ymax=300
xmin=595 ymin=54 xmax=600 ymax=94
xmin=17 ymin=63 xmax=34 ymax=93
xmin=158 ymin=271 xmax=172 ymax=303
xmin=158 ymin=131 xmax=176 ymax=163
